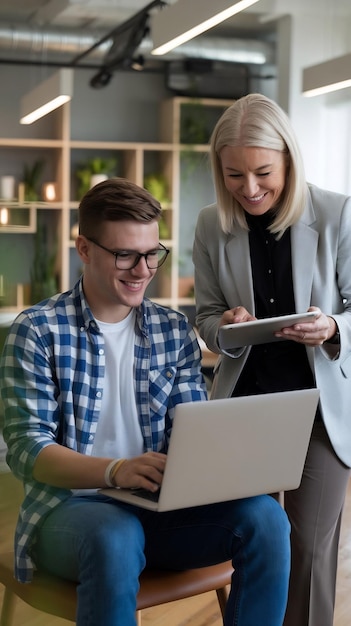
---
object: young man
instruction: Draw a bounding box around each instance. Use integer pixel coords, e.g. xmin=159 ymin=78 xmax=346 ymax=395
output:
xmin=1 ymin=177 xmax=290 ymax=626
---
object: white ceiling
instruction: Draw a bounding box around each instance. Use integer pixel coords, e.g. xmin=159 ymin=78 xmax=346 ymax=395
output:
xmin=0 ymin=0 xmax=350 ymax=30
xmin=0 ymin=0 xmax=153 ymax=29
xmin=0 ymin=0 xmax=275 ymax=69
xmin=0 ymin=0 xmax=350 ymax=70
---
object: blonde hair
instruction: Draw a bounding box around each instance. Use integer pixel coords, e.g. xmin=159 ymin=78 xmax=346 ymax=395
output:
xmin=210 ymin=93 xmax=307 ymax=237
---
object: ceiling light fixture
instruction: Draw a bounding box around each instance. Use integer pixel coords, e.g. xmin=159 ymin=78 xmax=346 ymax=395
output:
xmin=302 ymin=52 xmax=351 ymax=97
xmin=20 ymin=68 xmax=73 ymax=124
xmin=151 ymin=0 xmax=261 ymax=56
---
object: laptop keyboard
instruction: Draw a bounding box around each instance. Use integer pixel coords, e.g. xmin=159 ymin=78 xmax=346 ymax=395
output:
xmin=131 ymin=488 xmax=160 ymax=503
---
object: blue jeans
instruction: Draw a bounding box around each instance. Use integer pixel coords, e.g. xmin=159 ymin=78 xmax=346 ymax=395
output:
xmin=32 ymin=494 xmax=290 ymax=626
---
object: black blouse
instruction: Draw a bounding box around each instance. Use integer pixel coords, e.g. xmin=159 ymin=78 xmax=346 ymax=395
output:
xmin=232 ymin=211 xmax=316 ymax=397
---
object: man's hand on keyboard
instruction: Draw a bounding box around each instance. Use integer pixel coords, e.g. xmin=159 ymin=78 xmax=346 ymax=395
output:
xmin=112 ymin=452 xmax=166 ymax=491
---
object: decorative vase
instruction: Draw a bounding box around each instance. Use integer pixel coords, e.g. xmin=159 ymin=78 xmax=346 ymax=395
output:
xmin=90 ymin=174 xmax=108 ymax=189
xmin=1 ymin=176 xmax=15 ymax=200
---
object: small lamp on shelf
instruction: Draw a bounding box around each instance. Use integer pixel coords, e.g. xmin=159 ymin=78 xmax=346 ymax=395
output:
xmin=42 ymin=182 xmax=58 ymax=202
xmin=0 ymin=207 xmax=9 ymax=226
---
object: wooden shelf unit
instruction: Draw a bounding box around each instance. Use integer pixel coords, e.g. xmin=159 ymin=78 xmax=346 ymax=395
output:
xmin=0 ymin=97 xmax=233 ymax=313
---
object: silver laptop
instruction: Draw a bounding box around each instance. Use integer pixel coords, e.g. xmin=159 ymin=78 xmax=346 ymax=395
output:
xmin=100 ymin=388 xmax=319 ymax=512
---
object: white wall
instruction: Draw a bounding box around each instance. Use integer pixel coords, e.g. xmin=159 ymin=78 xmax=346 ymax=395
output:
xmin=280 ymin=13 xmax=351 ymax=194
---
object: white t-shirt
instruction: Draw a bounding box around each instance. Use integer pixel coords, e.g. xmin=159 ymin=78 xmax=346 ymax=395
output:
xmin=72 ymin=310 xmax=144 ymax=496
xmin=92 ymin=309 xmax=144 ymax=459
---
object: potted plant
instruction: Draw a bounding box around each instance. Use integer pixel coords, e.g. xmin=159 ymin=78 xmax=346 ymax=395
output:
xmin=143 ymin=173 xmax=171 ymax=239
xmin=75 ymin=156 xmax=118 ymax=199
xmin=22 ymin=159 xmax=45 ymax=201
xmin=30 ymin=218 xmax=58 ymax=303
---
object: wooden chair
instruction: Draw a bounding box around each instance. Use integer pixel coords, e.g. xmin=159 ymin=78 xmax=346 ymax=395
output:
xmin=0 ymin=551 xmax=232 ymax=625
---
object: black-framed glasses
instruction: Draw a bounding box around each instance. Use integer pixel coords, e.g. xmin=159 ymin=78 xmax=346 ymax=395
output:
xmin=87 ymin=238 xmax=170 ymax=270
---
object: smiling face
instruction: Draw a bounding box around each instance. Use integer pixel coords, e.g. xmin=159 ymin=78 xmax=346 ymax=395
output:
xmin=220 ymin=145 xmax=288 ymax=217
xmin=76 ymin=219 xmax=160 ymax=323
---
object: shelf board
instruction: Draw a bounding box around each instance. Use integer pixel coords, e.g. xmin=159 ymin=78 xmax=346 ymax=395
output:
xmin=0 ymin=138 xmax=64 ymax=148
xmin=69 ymin=140 xmax=175 ymax=151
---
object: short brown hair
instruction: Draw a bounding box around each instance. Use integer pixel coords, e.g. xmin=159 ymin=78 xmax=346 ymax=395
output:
xmin=79 ymin=177 xmax=162 ymax=238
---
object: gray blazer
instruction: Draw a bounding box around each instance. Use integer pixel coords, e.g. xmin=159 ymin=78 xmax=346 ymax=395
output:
xmin=193 ymin=184 xmax=351 ymax=467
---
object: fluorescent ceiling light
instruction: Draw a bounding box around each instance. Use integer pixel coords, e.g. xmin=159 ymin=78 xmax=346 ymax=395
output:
xmin=151 ymin=0 xmax=261 ymax=56
xmin=20 ymin=68 xmax=73 ymax=124
xmin=302 ymin=52 xmax=351 ymax=97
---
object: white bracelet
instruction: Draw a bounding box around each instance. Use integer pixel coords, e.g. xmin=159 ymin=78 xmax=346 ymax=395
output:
xmin=104 ymin=459 xmax=120 ymax=487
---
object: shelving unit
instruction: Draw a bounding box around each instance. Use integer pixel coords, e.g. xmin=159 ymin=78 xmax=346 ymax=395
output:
xmin=0 ymin=96 xmax=233 ymax=316
xmin=160 ymin=97 xmax=233 ymax=309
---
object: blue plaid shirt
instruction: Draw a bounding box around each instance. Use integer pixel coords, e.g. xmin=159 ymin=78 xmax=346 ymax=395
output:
xmin=1 ymin=278 xmax=207 ymax=583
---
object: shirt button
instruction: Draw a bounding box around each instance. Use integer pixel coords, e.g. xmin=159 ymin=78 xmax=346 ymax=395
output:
xmin=80 ymin=326 xmax=85 ymax=332
xmin=268 ymin=269 xmax=272 ymax=274
xmin=89 ymin=434 xmax=94 ymax=441
xmin=99 ymin=349 xmax=104 ymax=355
xmin=166 ymin=371 xmax=173 ymax=379
xmin=270 ymin=298 xmax=274 ymax=303
xmin=96 ymin=391 xmax=102 ymax=398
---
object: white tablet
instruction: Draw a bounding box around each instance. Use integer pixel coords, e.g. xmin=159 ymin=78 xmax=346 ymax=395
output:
xmin=218 ymin=311 xmax=318 ymax=350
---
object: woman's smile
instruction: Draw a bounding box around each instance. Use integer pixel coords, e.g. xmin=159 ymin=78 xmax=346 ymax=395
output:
xmin=220 ymin=145 xmax=287 ymax=216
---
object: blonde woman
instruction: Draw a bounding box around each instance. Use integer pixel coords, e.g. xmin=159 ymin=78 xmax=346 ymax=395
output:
xmin=193 ymin=93 xmax=351 ymax=626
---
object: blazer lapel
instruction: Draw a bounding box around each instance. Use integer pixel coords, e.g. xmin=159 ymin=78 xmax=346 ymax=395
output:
xmin=225 ymin=229 xmax=256 ymax=312
xmin=291 ymin=196 xmax=318 ymax=312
